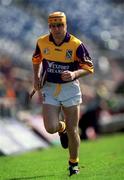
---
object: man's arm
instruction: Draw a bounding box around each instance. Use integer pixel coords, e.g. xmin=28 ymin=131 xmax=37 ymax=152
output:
xmin=74 ymin=69 xmax=90 ymax=78
xmin=32 ymin=43 xmax=42 ymax=90
xmin=61 ymin=69 xmax=89 ymax=82
xmin=33 ymin=63 xmax=41 ymax=90
xmin=76 ymin=43 xmax=94 ymax=74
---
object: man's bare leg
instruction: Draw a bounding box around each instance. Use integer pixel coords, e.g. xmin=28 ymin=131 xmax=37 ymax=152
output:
xmin=42 ymin=104 xmax=65 ymax=134
xmin=63 ymin=105 xmax=80 ymax=175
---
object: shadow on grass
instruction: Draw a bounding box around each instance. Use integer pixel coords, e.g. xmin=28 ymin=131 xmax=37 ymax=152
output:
xmin=6 ymin=175 xmax=54 ymax=180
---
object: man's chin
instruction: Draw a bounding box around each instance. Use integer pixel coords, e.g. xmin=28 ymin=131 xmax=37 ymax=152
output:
xmin=55 ymin=34 xmax=61 ymax=38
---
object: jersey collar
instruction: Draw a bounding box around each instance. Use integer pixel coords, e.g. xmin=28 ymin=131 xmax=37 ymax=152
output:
xmin=49 ymin=32 xmax=70 ymax=46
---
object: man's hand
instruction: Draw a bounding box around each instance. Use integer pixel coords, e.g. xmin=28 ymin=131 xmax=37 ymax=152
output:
xmin=61 ymin=70 xmax=76 ymax=81
xmin=61 ymin=69 xmax=90 ymax=82
xmin=37 ymin=90 xmax=45 ymax=103
xmin=34 ymin=78 xmax=42 ymax=90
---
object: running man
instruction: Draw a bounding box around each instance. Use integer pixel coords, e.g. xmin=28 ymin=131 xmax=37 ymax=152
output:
xmin=32 ymin=11 xmax=94 ymax=176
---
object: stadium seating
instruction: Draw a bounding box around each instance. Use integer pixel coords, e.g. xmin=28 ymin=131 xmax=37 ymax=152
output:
xmin=0 ymin=0 xmax=124 ymax=63
xmin=26 ymin=0 xmax=124 ymax=56
xmin=0 ymin=3 xmax=47 ymax=65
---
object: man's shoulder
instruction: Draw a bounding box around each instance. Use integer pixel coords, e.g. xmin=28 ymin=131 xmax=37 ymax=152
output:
xmin=37 ymin=34 xmax=49 ymax=42
xmin=70 ymin=34 xmax=82 ymax=45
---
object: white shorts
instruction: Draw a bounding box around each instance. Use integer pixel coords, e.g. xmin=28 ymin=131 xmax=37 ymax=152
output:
xmin=42 ymin=80 xmax=82 ymax=107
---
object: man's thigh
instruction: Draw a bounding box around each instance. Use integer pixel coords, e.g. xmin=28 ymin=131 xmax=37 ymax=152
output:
xmin=42 ymin=104 xmax=61 ymax=131
xmin=62 ymin=105 xmax=80 ymax=129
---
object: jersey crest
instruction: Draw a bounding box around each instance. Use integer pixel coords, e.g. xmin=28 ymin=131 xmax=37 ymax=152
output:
xmin=66 ymin=49 xmax=73 ymax=60
xmin=43 ymin=48 xmax=50 ymax=54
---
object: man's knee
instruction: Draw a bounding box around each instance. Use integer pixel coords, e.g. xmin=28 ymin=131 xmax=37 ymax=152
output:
xmin=67 ymin=127 xmax=79 ymax=136
xmin=45 ymin=126 xmax=57 ymax=134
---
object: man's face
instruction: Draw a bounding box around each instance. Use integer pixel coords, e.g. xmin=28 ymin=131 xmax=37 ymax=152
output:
xmin=49 ymin=23 xmax=66 ymax=39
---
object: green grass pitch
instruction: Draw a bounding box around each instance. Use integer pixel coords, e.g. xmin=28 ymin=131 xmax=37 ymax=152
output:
xmin=0 ymin=133 xmax=124 ymax=180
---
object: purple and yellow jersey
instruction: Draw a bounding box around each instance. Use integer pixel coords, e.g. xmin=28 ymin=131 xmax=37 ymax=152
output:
xmin=32 ymin=32 xmax=94 ymax=83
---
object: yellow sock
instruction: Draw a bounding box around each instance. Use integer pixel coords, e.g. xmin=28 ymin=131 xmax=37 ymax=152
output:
xmin=69 ymin=158 xmax=79 ymax=164
xmin=58 ymin=121 xmax=66 ymax=133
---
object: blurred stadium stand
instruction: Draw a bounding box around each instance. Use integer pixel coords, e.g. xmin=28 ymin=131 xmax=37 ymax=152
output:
xmin=0 ymin=0 xmax=124 ymax=153
xmin=0 ymin=118 xmax=49 ymax=156
xmin=0 ymin=1 xmax=47 ymax=66
xmin=14 ymin=0 xmax=124 ymax=58
xmin=1 ymin=0 xmax=124 ymax=64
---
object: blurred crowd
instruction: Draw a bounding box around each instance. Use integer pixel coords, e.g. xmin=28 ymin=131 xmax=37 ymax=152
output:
xmin=0 ymin=56 xmax=33 ymax=118
xmin=79 ymin=79 xmax=124 ymax=140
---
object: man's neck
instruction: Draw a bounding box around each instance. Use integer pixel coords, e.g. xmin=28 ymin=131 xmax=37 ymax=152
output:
xmin=53 ymin=37 xmax=64 ymax=45
xmin=52 ymin=32 xmax=66 ymax=46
